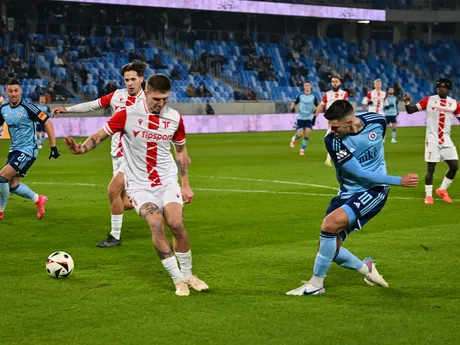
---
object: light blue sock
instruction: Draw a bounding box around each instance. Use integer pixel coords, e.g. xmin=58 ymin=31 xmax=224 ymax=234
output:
xmin=301 ymin=138 xmax=309 ymax=150
xmin=40 ymin=136 xmax=45 ymax=146
xmin=392 ymin=129 xmax=396 ymax=139
xmin=313 ymin=231 xmax=337 ymax=278
xmin=333 ymin=247 xmax=363 ymax=271
xmin=10 ymin=184 xmax=38 ymax=202
xmin=0 ymin=182 xmax=9 ymax=211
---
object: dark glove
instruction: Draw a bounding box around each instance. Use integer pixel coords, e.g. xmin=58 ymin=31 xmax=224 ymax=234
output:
xmin=49 ymin=146 xmax=60 ymax=159
xmin=367 ymin=100 xmax=373 ymax=105
xmin=384 ymin=105 xmax=390 ymax=110
xmin=312 ymin=116 xmax=316 ymax=126
xmin=291 ymin=107 xmax=296 ymax=113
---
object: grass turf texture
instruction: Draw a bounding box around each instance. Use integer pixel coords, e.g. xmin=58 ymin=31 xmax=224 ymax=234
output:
xmin=0 ymin=127 xmax=459 ymax=345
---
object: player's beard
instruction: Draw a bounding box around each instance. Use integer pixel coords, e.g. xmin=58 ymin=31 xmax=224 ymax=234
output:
xmin=332 ymin=87 xmax=339 ymax=92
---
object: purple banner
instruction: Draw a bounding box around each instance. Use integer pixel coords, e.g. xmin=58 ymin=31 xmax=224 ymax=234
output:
xmin=31 ymin=112 xmax=444 ymax=138
xmin=57 ymin=0 xmax=385 ymax=21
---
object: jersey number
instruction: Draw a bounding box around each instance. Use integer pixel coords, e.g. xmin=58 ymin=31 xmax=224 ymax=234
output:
xmin=357 ymin=192 xmax=373 ymax=205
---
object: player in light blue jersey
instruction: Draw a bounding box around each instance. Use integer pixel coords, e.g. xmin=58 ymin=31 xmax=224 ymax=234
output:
xmin=36 ymin=95 xmax=51 ymax=149
xmin=289 ymin=81 xmax=319 ymax=155
xmin=0 ymin=79 xmax=60 ymax=220
xmin=286 ymin=100 xmax=418 ymax=296
xmin=385 ymin=87 xmax=399 ymax=143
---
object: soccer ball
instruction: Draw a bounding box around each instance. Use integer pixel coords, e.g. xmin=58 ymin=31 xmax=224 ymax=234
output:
xmin=46 ymin=251 xmax=74 ymax=279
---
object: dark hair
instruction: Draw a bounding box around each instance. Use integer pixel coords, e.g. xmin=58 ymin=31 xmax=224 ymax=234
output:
xmin=146 ymin=74 xmax=171 ymax=93
xmin=120 ymin=61 xmax=147 ymax=77
xmin=304 ymin=80 xmax=312 ymax=85
xmin=5 ymin=79 xmax=20 ymax=87
xmin=331 ymin=75 xmax=341 ymax=81
xmin=436 ymin=78 xmax=452 ymax=90
xmin=324 ymin=100 xmax=354 ymax=121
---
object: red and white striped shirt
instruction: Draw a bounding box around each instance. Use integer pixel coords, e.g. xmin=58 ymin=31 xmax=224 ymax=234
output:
xmin=98 ymin=89 xmax=145 ymax=157
xmin=362 ymin=90 xmax=388 ymax=115
xmin=321 ymin=89 xmax=348 ymax=110
xmin=103 ymin=101 xmax=186 ymax=191
xmin=416 ymin=95 xmax=460 ymax=146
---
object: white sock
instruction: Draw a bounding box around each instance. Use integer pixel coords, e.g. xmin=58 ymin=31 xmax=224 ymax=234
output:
xmin=309 ymin=275 xmax=324 ymax=288
xmin=325 ymin=153 xmax=331 ymax=162
xmin=359 ymin=263 xmax=370 ymax=276
xmin=176 ymin=250 xmax=193 ymax=279
xmin=110 ymin=214 xmax=123 ymax=240
xmin=425 ymin=185 xmax=433 ymax=197
xmin=440 ymin=177 xmax=453 ymax=191
xmin=32 ymin=194 xmax=39 ymax=203
xmin=161 ymin=256 xmax=184 ymax=284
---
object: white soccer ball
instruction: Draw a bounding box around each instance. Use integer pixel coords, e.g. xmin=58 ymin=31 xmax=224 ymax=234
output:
xmin=46 ymin=251 xmax=74 ymax=279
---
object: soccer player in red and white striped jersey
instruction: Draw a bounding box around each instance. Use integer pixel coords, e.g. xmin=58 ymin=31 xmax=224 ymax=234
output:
xmin=362 ymin=79 xmax=389 ymax=115
xmin=404 ymin=78 xmax=460 ymax=204
xmin=53 ymin=62 xmax=147 ymax=247
xmin=64 ymin=74 xmax=208 ymax=296
xmin=314 ymin=76 xmax=348 ymax=166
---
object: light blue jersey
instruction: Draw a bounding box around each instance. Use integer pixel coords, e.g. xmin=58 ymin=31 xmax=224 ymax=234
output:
xmin=0 ymin=99 xmax=49 ymax=157
xmin=294 ymin=93 xmax=318 ymax=120
xmin=385 ymin=95 xmax=399 ymax=116
xmin=325 ymin=112 xmax=399 ymax=199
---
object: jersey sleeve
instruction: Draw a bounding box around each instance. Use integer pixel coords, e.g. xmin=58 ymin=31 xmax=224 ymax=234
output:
xmin=98 ymin=91 xmax=116 ymax=109
xmin=416 ymin=97 xmax=429 ymax=111
xmin=24 ymin=101 xmax=49 ymax=123
xmin=362 ymin=92 xmax=371 ymax=105
xmin=324 ymin=134 xmax=353 ymax=166
xmin=343 ymin=92 xmax=349 ymax=100
xmin=454 ymin=101 xmax=460 ymax=116
xmin=172 ymin=116 xmax=186 ymax=145
xmin=321 ymin=94 xmax=327 ymax=105
xmin=294 ymin=94 xmax=301 ymax=105
xmin=104 ymin=108 xmax=127 ymax=135
xmin=45 ymin=105 xmax=52 ymax=116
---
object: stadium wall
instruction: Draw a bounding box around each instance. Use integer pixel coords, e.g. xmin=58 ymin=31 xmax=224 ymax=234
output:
xmin=1 ymin=112 xmax=453 ymax=139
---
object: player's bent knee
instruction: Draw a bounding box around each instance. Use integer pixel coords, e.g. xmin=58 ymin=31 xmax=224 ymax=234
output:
xmin=167 ymin=219 xmax=185 ymax=233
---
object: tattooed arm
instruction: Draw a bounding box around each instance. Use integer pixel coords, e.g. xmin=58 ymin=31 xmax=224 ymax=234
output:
xmin=174 ymin=144 xmax=191 ymax=186
xmin=174 ymin=144 xmax=194 ymax=203
xmin=64 ymin=128 xmax=109 ymax=155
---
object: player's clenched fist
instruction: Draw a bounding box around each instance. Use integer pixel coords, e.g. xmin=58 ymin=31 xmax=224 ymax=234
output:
xmin=182 ymin=186 xmax=194 ymax=203
xmin=52 ymin=107 xmax=67 ymax=118
xmin=402 ymin=94 xmax=411 ymax=104
xmin=400 ymin=174 xmax=418 ymax=187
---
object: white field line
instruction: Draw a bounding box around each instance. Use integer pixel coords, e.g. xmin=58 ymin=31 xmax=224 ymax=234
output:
xmin=194 ymin=175 xmax=338 ymax=190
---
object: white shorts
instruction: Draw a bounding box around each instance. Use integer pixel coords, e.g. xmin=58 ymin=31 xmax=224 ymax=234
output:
xmin=425 ymin=142 xmax=458 ymax=163
xmin=128 ymin=183 xmax=183 ymax=214
xmin=111 ymin=156 xmax=125 ymax=176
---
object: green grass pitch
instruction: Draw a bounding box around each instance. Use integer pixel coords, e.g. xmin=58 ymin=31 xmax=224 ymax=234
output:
xmin=0 ymin=127 xmax=459 ymax=345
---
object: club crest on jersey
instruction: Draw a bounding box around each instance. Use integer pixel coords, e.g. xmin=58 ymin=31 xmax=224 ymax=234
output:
xmin=17 ymin=112 xmax=22 ymax=118
xmin=368 ymin=132 xmax=377 ymax=140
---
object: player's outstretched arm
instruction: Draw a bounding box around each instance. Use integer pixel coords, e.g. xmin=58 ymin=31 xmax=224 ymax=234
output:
xmin=341 ymin=157 xmax=418 ymax=188
xmin=53 ymin=99 xmax=102 ymax=118
xmin=314 ymin=103 xmax=324 ymax=117
xmin=64 ymin=128 xmax=109 ymax=155
xmin=174 ymin=143 xmax=193 ymax=203
xmin=44 ymin=120 xmax=60 ymax=159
